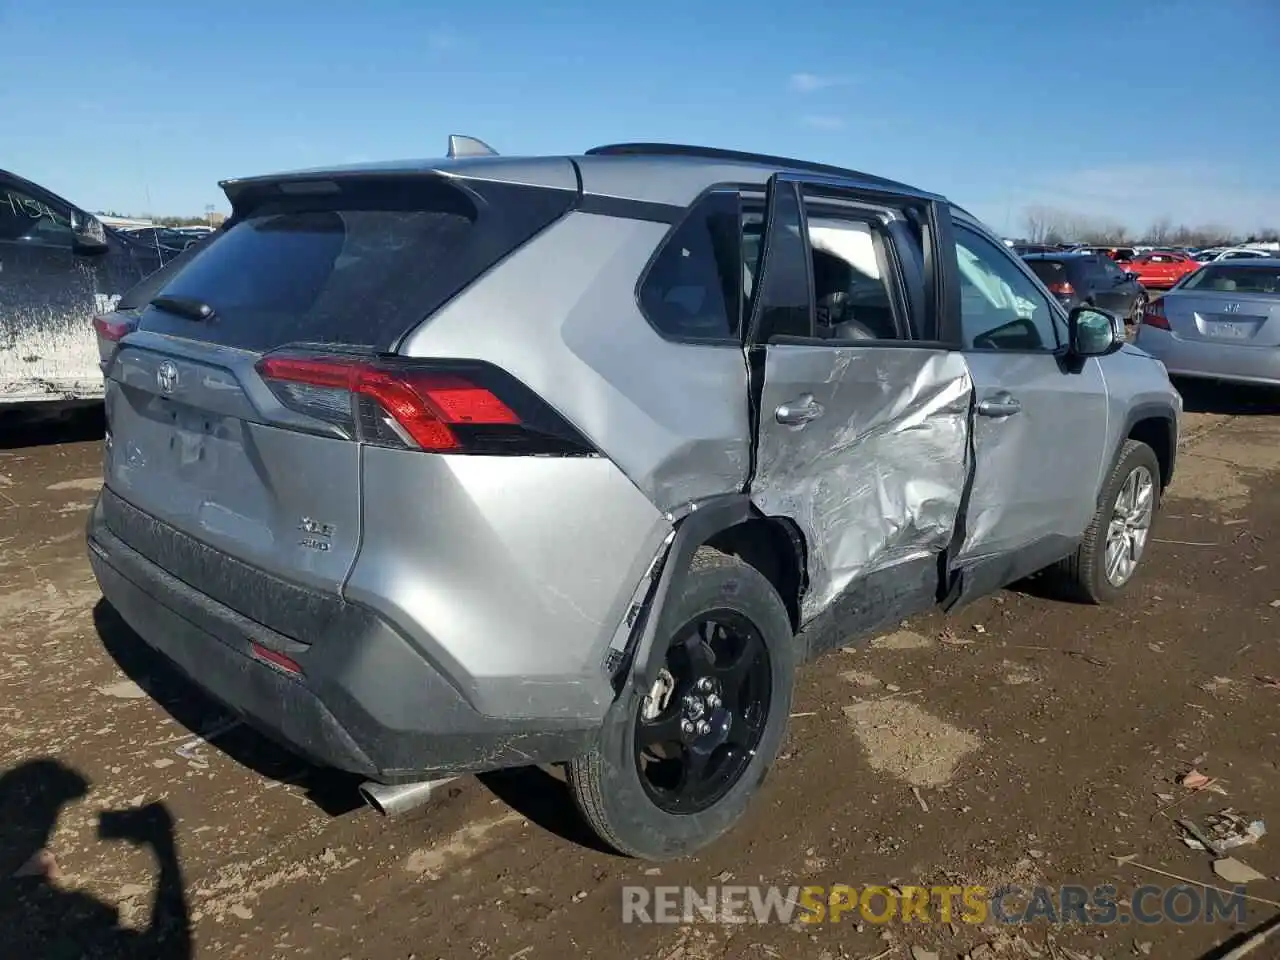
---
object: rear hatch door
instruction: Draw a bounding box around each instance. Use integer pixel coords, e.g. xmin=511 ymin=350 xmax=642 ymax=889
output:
xmin=103 ymin=170 xmax=577 ymax=598
xmin=1161 ymin=264 xmax=1280 ymax=346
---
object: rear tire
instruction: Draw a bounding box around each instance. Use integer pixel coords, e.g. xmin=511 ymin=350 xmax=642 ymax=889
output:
xmin=1055 ymin=439 xmax=1161 ymax=604
xmin=567 ymin=548 xmax=795 ymax=861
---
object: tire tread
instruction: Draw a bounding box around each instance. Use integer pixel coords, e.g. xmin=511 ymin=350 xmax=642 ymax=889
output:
xmin=1054 ymin=438 xmax=1160 ymax=604
xmin=567 ymin=547 xmax=790 ymax=860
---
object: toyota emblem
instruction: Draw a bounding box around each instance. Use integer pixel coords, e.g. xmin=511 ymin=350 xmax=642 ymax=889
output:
xmin=156 ymin=360 xmax=179 ymax=394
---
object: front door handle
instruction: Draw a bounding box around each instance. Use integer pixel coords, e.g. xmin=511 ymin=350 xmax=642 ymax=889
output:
xmin=775 ymin=394 xmax=824 ymax=426
xmin=977 ymin=392 xmax=1022 ymax=418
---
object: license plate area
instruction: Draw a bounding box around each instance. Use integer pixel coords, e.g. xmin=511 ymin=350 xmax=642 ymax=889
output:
xmin=1201 ymin=315 xmax=1264 ymax=341
xmin=164 ymin=401 xmax=226 ymax=468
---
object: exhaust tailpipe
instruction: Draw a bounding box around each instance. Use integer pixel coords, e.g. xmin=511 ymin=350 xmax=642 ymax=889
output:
xmin=359 ymin=777 xmax=458 ymax=817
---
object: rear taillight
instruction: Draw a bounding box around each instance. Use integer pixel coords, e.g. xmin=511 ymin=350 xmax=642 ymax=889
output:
xmin=250 ymin=642 xmax=302 ymax=676
xmin=1047 ymin=281 xmax=1076 ymax=296
xmin=92 ymin=314 xmax=135 ymax=342
xmin=1141 ymin=299 xmax=1170 ymax=330
xmin=255 ymin=352 xmax=596 ymax=456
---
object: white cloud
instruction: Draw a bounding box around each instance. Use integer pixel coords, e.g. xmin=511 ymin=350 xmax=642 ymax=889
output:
xmin=801 ymin=114 xmax=845 ymax=130
xmin=789 ymin=72 xmax=851 ymax=94
xmin=995 ymin=163 xmax=1280 ymax=234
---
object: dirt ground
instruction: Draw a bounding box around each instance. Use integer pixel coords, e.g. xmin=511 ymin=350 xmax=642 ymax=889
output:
xmin=4 ymin=383 xmax=1280 ymax=960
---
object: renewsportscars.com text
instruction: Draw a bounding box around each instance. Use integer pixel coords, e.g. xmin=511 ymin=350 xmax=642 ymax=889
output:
xmin=621 ymin=884 xmax=1248 ymax=926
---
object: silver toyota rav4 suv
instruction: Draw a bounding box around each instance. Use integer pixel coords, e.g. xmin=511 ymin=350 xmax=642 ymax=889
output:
xmin=87 ymin=138 xmax=1182 ymax=861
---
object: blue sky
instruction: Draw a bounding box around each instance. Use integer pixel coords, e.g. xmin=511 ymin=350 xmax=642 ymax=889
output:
xmin=2 ymin=0 xmax=1277 ymax=235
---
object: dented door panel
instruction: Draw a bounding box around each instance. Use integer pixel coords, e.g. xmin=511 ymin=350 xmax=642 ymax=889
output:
xmin=751 ymin=345 xmax=974 ymax=622
xmin=956 ymin=352 xmax=1107 ymax=563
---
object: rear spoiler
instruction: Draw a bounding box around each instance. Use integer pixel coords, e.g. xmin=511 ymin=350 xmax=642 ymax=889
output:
xmin=218 ymin=134 xmax=502 ymax=217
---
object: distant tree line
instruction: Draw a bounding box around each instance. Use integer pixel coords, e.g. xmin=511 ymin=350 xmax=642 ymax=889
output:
xmin=1020 ymin=204 xmax=1280 ymax=247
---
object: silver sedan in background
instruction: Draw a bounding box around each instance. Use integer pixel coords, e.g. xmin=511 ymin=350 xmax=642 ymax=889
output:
xmin=1135 ymin=259 xmax=1280 ymax=387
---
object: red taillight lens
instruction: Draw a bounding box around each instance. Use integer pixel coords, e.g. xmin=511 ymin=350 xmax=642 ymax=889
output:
xmin=1141 ymin=299 xmax=1170 ymax=330
xmin=250 ymin=642 xmax=302 ymax=676
xmin=92 ymin=314 xmax=135 ymax=342
xmin=1047 ymin=281 xmax=1076 ymax=296
xmin=255 ymin=353 xmax=593 ymax=456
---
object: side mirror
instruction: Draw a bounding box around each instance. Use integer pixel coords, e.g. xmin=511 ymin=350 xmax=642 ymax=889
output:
xmin=70 ymin=210 xmax=109 ymax=255
xmin=1123 ymin=271 xmax=1140 ymax=282
xmin=1069 ymin=305 xmax=1121 ymax=357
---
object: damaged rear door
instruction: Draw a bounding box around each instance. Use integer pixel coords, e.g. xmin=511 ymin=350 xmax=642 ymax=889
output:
xmin=745 ymin=174 xmax=974 ymax=644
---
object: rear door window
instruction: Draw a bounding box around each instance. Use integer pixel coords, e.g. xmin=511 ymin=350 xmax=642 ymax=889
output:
xmin=142 ymin=176 xmax=575 ymax=353
xmin=805 ymin=201 xmax=904 ymax=341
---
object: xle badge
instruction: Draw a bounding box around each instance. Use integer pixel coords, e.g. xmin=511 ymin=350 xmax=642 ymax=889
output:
xmin=298 ymin=517 xmax=335 ymax=552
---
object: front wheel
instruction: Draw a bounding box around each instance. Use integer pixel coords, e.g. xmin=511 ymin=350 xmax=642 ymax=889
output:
xmin=1055 ymin=439 xmax=1161 ymax=603
xmin=567 ymin=548 xmax=795 ymax=861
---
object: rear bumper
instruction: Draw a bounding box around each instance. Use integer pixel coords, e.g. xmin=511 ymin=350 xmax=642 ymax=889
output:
xmin=86 ymin=493 xmax=601 ymax=782
xmin=1134 ymin=326 xmax=1280 ymax=386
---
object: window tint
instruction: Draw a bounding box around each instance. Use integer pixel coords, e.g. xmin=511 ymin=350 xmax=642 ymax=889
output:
xmin=640 ymin=191 xmax=741 ymax=341
xmin=750 ymin=182 xmax=812 ymax=341
xmin=955 ymin=226 xmax=1058 ymax=351
xmin=143 ymin=176 xmax=574 ymax=352
xmin=805 ymin=207 xmax=901 ymax=341
xmin=1027 ymin=259 xmax=1067 ymax=287
xmin=0 ymin=185 xmax=74 ymax=247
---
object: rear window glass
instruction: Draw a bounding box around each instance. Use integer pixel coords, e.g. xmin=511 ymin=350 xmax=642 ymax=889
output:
xmin=1180 ymin=265 xmax=1280 ymax=294
xmin=116 ymin=232 xmax=216 ymax=310
xmin=1027 ymin=260 xmax=1066 ymax=284
xmin=141 ymin=177 xmax=574 ymax=352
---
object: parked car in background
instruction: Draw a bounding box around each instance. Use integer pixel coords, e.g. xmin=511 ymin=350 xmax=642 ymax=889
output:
xmin=1012 ymin=242 xmax=1059 ymax=256
xmin=91 ymin=229 xmax=217 ymax=371
xmin=122 ymin=226 xmax=203 ymax=255
xmin=1077 ymin=245 xmax=1138 ymax=263
xmin=1023 ymin=252 xmax=1148 ymax=325
xmin=1124 ymin=250 xmax=1201 ymax=289
xmin=86 ymin=136 xmax=1182 ymax=862
xmin=1206 ymin=247 xmax=1273 ymax=263
xmin=1135 ymin=259 xmax=1280 ymax=386
xmin=1 ymin=168 xmax=177 ymax=408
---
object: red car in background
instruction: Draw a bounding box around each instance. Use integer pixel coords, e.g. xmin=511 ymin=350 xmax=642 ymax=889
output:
xmin=1124 ymin=250 xmax=1202 ymax=289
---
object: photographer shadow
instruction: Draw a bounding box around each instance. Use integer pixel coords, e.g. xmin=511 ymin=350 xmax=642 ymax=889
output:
xmin=0 ymin=758 xmax=192 ymax=960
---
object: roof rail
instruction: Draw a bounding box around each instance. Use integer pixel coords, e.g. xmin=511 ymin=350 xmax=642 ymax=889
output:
xmin=583 ymin=142 xmax=918 ymax=193
xmin=447 ymin=135 xmax=499 ymax=159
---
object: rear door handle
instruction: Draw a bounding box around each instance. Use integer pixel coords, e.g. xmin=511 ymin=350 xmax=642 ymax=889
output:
xmin=775 ymin=394 xmax=824 ymax=426
xmin=977 ymin=392 xmax=1022 ymax=418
